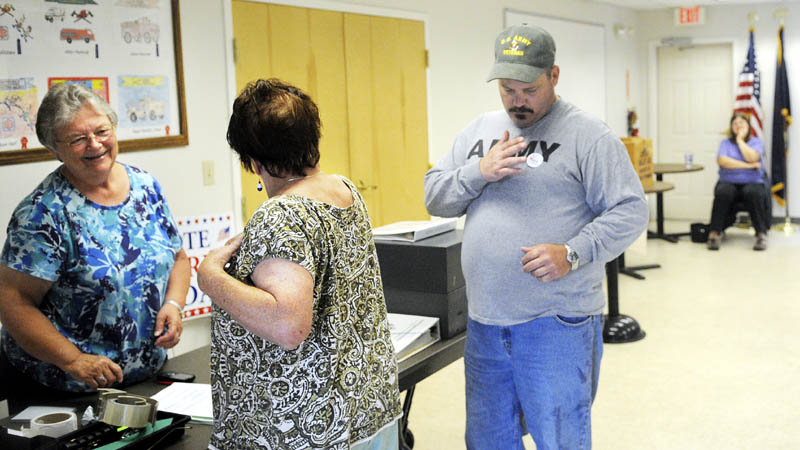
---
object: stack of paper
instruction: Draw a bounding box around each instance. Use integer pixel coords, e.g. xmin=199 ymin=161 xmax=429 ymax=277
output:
xmin=387 ymin=313 xmax=441 ymax=362
xmin=151 ymin=382 xmax=213 ymax=424
xmin=372 ymin=218 xmax=457 ymax=242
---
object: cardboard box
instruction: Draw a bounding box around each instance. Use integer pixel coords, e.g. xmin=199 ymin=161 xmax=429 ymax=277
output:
xmin=621 ymin=137 xmax=654 ymax=188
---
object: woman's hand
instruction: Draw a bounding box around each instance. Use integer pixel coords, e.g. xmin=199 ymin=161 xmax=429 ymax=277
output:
xmin=198 ymin=234 xmax=243 ymax=292
xmin=0 ymin=266 xmax=126 ymax=389
xmin=736 ymin=126 xmax=748 ymax=142
xmin=62 ymin=353 xmax=124 ymax=389
xmin=154 ymin=303 xmax=183 ymax=349
xmin=718 ymin=156 xmax=762 ymax=171
xmin=197 ymin=232 xmax=313 ymax=349
xmin=158 ymin=248 xmax=190 ymax=349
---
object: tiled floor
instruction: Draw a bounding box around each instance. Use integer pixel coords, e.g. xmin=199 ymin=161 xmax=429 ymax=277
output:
xmin=404 ymin=221 xmax=800 ymax=449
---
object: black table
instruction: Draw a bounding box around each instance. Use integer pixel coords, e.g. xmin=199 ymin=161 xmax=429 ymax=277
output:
xmin=617 ymin=181 xmax=675 ymax=279
xmin=397 ymin=332 xmax=466 ymax=449
xmin=603 ymin=257 xmax=646 ymax=343
xmin=3 ymin=333 xmax=466 ymax=449
xmin=617 ymin=251 xmax=659 ymax=280
xmin=0 ymin=348 xmax=212 ymax=450
xmin=644 ymin=180 xmax=677 ymax=242
xmin=649 ymin=163 xmax=705 ymax=242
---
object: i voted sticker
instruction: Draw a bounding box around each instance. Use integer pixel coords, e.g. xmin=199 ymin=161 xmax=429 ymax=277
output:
xmin=527 ymin=153 xmax=544 ymax=168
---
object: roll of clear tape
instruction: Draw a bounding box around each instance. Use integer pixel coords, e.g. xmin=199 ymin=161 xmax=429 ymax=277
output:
xmin=99 ymin=395 xmax=158 ymax=429
xmin=22 ymin=412 xmax=79 ymax=438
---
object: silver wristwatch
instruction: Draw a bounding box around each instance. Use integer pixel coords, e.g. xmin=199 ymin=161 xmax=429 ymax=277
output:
xmin=564 ymin=244 xmax=579 ymax=271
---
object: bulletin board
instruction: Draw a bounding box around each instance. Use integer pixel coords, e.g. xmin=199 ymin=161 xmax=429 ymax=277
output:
xmin=0 ymin=0 xmax=187 ymax=166
xmin=504 ymin=9 xmax=606 ymax=121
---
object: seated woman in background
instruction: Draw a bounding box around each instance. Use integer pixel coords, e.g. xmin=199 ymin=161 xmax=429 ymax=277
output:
xmin=197 ymin=78 xmax=401 ymax=450
xmin=707 ymin=112 xmax=769 ymax=251
xmin=0 ymin=83 xmax=190 ymax=404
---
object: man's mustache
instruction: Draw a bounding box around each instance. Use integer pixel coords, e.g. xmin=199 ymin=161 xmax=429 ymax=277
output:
xmin=509 ymin=107 xmax=534 ymax=114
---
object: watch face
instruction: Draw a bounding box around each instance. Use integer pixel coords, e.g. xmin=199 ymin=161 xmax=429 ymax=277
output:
xmin=566 ymin=246 xmax=578 ymax=268
xmin=567 ymin=249 xmax=577 ymax=262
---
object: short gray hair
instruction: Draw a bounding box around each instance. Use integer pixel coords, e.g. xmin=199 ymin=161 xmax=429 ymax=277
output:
xmin=36 ymin=83 xmax=118 ymax=151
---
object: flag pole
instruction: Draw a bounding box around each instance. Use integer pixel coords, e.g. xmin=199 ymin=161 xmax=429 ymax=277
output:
xmin=775 ymin=109 xmax=794 ymax=233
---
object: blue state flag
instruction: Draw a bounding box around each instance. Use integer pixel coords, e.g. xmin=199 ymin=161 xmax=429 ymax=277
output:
xmin=771 ymin=26 xmax=792 ymax=206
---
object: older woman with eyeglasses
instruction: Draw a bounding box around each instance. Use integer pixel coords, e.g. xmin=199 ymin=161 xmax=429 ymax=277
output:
xmin=0 ymin=83 xmax=190 ymax=405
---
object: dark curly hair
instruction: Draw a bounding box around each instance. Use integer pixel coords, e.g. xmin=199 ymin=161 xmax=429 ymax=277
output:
xmin=227 ymin=79 xmax=321 ymax=177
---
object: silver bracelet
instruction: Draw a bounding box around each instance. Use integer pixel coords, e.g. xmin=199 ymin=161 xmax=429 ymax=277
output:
xmin=164 ymin=299 xmax=184 ymax=315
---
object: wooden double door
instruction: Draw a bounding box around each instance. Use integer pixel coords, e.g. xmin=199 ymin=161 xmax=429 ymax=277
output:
xmin=232 ymin=1 xmax=430 ymax=227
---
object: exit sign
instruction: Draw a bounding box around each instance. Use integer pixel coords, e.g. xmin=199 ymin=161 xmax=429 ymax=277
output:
xmin=675 ymin=6 xmax=706 ymax=26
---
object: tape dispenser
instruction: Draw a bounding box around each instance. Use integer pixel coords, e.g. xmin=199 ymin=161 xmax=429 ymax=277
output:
xmin=96 ymin=388 xmax=158 ymax=429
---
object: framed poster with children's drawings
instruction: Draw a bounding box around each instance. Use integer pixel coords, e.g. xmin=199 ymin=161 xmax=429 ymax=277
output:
xmin=0 ymin=0 xmax=187 ymax=166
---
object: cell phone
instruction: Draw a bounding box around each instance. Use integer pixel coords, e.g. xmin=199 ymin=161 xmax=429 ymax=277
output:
xmin=156 ymin=371 xmax=196 ymax=384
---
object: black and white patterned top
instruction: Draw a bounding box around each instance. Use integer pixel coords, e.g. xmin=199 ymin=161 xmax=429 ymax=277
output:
xmin=210 ymin=176 xmax=401 ymax=450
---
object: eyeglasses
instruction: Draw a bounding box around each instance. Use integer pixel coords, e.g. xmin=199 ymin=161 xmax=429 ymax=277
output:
xmin=59 ymin=126 xmax=114 ymax=151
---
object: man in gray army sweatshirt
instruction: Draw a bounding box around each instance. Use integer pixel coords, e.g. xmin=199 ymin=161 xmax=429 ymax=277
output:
xmin=424 ymin=24 xmax=649 ymax=450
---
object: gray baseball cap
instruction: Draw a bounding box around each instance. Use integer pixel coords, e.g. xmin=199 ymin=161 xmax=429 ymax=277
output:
xmin=487 ymin=24 xmax=556 ymax=83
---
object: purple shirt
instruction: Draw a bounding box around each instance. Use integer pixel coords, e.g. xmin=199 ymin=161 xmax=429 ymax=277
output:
xmin=717 ymin=137 xmax=764 ymax=184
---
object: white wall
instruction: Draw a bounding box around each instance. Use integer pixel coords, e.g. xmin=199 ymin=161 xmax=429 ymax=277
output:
xmin=0 ymin=0 xmax=641 ymax=353
xmin=635 ymin=4 xmax=800 ymax=217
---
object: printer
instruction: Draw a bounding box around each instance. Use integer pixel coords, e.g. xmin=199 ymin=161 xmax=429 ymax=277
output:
xmin=375 ymin=230 xmax=466 ymax=339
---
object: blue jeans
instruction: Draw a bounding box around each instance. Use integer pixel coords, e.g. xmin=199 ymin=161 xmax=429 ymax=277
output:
xmin=464 ymin=315 xmax=604 ymax=450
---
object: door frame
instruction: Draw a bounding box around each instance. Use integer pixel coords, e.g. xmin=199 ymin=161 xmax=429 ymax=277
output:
xmin=647 ymin=37 xmax=740 ymax=163
xmin=222 ymin=0 xmax=432 ymax=230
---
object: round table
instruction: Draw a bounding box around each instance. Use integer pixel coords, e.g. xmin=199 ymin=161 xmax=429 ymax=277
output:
xmin=654 ymin=163 xmax=704 ymax=176
xmin=644 ymin=180 xmax=675 ymax=195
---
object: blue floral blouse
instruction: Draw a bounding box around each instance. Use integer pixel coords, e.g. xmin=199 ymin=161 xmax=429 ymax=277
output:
xmin=0 ymin=164 xmax=182 ymax=392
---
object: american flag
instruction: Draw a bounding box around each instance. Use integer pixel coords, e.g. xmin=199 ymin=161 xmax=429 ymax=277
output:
xmin=733 ymin=29 xmax=763 ymax=137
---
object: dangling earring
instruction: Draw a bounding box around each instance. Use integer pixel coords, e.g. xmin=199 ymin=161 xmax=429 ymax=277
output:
xmin=256 ymin=180 xmax=263 ymax=192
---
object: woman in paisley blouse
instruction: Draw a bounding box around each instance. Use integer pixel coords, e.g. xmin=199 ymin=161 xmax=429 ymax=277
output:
xmin=0 ymin=83 xmax=190 ymax=403
xmin=197 ymin=79 xmax=401 ymax=450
